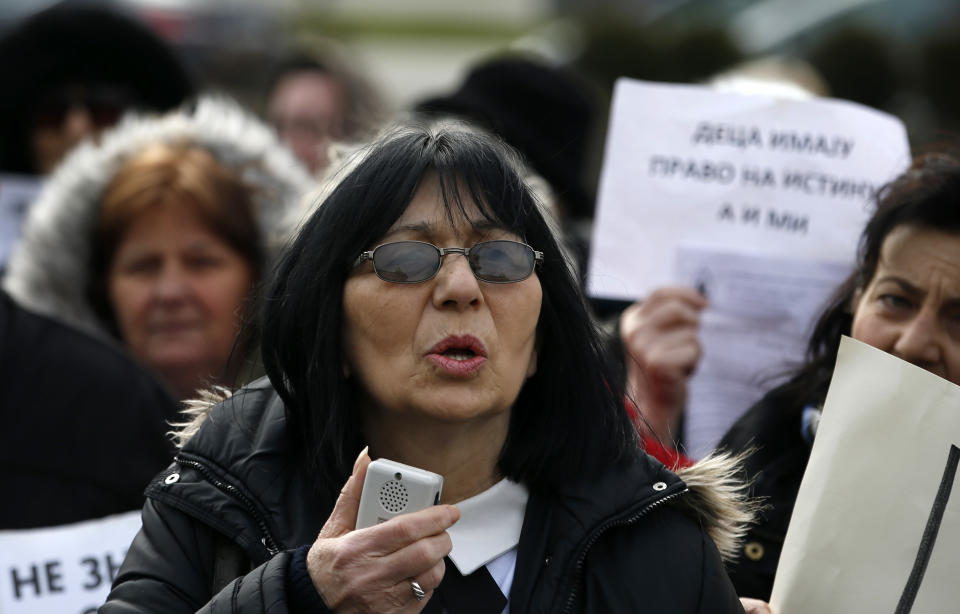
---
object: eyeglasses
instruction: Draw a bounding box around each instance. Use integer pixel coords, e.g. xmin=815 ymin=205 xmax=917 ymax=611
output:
xmin=354 ymin=240 xmax=544 ymax=284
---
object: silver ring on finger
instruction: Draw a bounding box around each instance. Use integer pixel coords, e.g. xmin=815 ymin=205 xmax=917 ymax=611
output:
xmin=410 ymin=579 xmax=426 ymax=602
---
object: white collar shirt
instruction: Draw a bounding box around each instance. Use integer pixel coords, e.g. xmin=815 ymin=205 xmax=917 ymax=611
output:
xmin=445 ymin=478 xmax=529 ymax=613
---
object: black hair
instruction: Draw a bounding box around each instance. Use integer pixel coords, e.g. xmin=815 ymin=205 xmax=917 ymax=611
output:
xmin=757 ymin=151 xmax=960 ymax=416
xmin=260 ymin=120 xmax=636 ymax=499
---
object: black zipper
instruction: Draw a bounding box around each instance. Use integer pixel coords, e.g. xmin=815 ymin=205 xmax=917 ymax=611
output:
xmin=173 ymin=455 xmax=281 ymax=556
xmin=559 ymin=487 xmax=688 ymax=614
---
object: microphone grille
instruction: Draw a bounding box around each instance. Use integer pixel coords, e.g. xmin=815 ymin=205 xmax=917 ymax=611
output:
xmin=378 ymin=479 xmax=409 ymax=513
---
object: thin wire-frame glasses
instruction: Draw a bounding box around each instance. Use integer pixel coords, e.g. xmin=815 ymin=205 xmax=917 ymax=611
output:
xmin=354 ymin=239 xmax=544 ymax=284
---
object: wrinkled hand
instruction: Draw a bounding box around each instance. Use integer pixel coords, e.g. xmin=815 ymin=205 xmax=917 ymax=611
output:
xmin=740 ymin=597 xmax=773 ymax=614
xmin=306 ymin=450 xmax=459 ymax=613
xmin=620 ymin=286 xmax=707 ymax=441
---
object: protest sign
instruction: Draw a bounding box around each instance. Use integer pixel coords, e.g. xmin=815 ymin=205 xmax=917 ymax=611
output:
xmin=586 ymin=78 xmax=910 ymax=300
xmin=586 ymin=79 xmax=911 ymax=456
xmin=674 ymin=246 xmax=850 ymax=457
xmin=0 ymin=511 xmax=141 ymax=614
xmin=771 ymin=337 xmax=960 ymax=613
xmin=0 ymin=174 xmax=42 ymax=267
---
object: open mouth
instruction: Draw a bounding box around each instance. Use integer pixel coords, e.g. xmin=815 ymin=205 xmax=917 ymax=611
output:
xmin=427 ymin=334 xmax=487 ymax=375
xmin=441 ymin=348 xmax=477 ymax=361
xmin=428 ymin=334 xmax=487 ymax=358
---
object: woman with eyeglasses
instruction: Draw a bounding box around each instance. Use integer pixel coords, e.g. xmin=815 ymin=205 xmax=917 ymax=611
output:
xmin=101 ymin=121 xmax=750 ymax=613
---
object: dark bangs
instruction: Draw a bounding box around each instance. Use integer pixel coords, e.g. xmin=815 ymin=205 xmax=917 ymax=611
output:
xmin=342 ymin=122 xmax=544 ymax=259
xmin=857 ymin=152 xmax=960 ymax=288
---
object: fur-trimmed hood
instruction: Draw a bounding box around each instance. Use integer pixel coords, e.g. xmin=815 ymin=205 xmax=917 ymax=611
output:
xmin=2 ymin=96 xmax=315 ymax=343
xmin=675 ymin=451 xmax=758 ymax=562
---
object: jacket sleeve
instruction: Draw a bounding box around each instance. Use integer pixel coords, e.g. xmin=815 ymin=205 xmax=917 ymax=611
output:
xmin=580 ymin=508 xmax=745 ymax=613
xmin=693 ymin=530 xmax=747 ymax=614
xmin=100 ymin=499 xmax=296 ymax=613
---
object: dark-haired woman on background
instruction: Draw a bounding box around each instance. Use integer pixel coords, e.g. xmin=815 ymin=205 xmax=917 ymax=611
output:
xmin=101 ymin=121 xmax=751 ymax=613
xmin=720 ymin=152 xmax=960 ymax=600
xmin=624 ymin=152 xmax=960 ymax=603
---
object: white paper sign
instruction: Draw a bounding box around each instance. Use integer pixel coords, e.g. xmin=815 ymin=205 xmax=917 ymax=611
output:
xmin=0 ymin=511 xmax=141 ymax=614
xmin=586 ymin=78 xmax=910 ymax=301
xmin=771 ymin=337 xmax=960 ymax=613
xmin=0 ymin=174 xmax=42 ymax=267
xmin=674 ymin=246 xmax=850 ymax=458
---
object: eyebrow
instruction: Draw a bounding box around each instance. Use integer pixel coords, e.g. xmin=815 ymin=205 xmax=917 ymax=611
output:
xmin=874 ymin=276 xmax=923 ymax=296
xmin=875 ymin=275 xmax=960 ymax=309
xmin=382 ymin=222 xmax=432 ymax=239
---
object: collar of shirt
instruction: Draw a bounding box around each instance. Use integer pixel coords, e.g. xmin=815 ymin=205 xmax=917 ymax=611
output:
xmin=446 ymin=478 xmax=529 ymax=576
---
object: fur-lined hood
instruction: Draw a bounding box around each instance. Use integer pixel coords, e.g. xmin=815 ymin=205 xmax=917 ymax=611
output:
xmin=674 ymin=451 xmax=758 ymax=562
xmin=2 ymin=96 xmax=315 ymax=343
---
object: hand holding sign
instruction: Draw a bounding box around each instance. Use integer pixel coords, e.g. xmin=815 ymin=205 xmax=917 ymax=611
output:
xmin=587 ymin=79 xmax=910 ymax=457
xmin=620 ymin=286 xmax=707 ymax=442
xmin=739 ymin=597 xmax=772 ymax=614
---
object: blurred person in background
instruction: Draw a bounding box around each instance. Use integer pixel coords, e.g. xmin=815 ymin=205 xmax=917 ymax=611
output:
xmin=616 ymin=57 xmax=831 ymax=466
xmin=264 ymin=39 xmax=387 ymax=175
xmin=0 ymin=287 xmax=180 ymax=529
xmin=624 ymin=151 xmax=960 ymax=601
xmin=0 ymin=1 xmax=194 ymax=177
xmin=3 ymin=97 xmax=313 ymax=401
xmin=719 ymin=151 xmax=960 ymax=600
xmin=414 ymin=54 xmax=601 ymax=282
xmin=0 ymin=1 xmax=196 ymax=531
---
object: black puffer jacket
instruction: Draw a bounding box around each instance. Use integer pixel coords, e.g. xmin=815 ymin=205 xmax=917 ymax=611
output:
xmin=101 ymin=378 xmax=746 ymax=613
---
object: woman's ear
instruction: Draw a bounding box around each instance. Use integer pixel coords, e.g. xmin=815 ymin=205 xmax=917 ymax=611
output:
xmin=342 ymin=360 xmax=351 ymax=378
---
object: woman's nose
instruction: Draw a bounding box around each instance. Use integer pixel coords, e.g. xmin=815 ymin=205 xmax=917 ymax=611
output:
xmin=152 ymin=265 xmax=192 ymax=303
xmin=432 ymin=253 xmax=483 ymax=309
xmin=892 ymin=309 xmax=942 ymax=369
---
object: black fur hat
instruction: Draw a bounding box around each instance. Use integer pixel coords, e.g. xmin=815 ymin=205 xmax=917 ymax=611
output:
xmin=415 ymin=55 xmax=599 ymax=220
xmin=0 ymin=1 xmax=195 ymax=174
